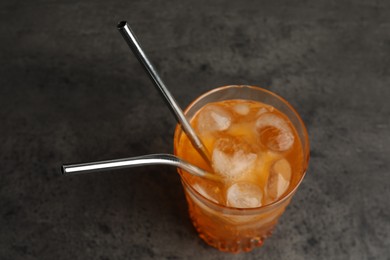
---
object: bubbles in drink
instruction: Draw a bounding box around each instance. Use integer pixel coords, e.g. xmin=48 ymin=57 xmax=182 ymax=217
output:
xmin=226 ymin=182 xmax=263 ymax=208
xmin=266 ymin=158 xmax=292 ymax=202
xmin=255 ymin=113 xmax=294 ymax=152
xmin=196 ymin=105 xmax=231 ymax=134
xmin=212 ymin=137 xmax=257 ymax=181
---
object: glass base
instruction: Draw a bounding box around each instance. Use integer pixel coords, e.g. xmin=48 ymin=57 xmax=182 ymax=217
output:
xmin=189 ymin=209 xmax=275 ymax=253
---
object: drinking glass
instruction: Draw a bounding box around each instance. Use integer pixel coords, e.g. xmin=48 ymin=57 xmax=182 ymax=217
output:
xmin=174 ymin=85 xmax=310 ymax=253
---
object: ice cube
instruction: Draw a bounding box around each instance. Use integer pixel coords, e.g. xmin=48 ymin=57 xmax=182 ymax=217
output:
xmin=192 ymin=183 xmax=220 ymax=204
xmin=255 ymin=113 xmax=294 ymax=152
xmin=212 ymin=138 xmax=257 ymax=180
xmin=233 ymin=103 xmax=250 ymax=115
xmin=257 ymin=107 xmax=269 ymax=116
xmin=266 ymin=158 xmax=291 ymax=201
xmin=256 ymin=105 xmax=275 ymax=117
xmin=226 ymin=182 xmax=263 ymax=208
xmin=197 ymin=105 xmax=231 ymax=134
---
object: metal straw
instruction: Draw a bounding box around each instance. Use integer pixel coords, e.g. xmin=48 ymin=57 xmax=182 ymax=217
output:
xmin=62 ymin=154 xmax=219 ymax=181
xmin=117 ymin=21 xmax=210 ymax=163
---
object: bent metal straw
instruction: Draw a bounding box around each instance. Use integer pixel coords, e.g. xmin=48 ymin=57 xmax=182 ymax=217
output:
xmin=62 ymin=153 xmax=219 ymax=181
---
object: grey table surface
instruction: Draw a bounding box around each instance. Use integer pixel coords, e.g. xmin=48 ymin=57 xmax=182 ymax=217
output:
xmin=1 ymin=0 xmax=389 ymax=259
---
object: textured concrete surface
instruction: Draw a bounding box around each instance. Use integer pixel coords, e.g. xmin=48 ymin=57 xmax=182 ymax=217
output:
xmin=1 ymin=0 xmax=389 ymax=259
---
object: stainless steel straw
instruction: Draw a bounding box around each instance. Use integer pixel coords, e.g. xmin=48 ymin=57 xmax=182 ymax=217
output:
xmin=117 ymin=21 xmax=210 ymax=162
xmin=62 ymin=154 xmax=219 ymax=181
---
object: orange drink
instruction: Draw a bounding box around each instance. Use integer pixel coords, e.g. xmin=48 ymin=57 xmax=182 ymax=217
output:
xmin=174 ymin=85 xmax=309 ymax=253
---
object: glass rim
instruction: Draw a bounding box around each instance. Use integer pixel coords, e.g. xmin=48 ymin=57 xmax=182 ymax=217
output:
xmin=174 ymin=85 xmax=310 ymax=213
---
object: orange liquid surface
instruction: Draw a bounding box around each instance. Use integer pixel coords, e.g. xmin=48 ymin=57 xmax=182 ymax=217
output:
xmin=175 ymin=99 xmax=305 ymax=253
